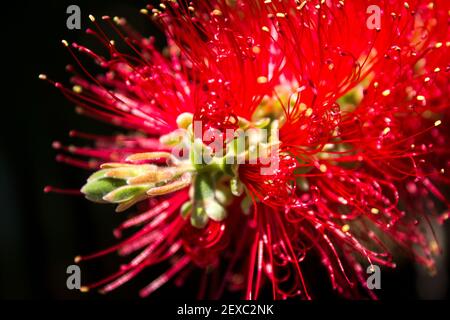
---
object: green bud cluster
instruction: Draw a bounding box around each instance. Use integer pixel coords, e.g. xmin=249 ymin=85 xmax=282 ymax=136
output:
xmin=81 ymin=111 xmax=279 ymax=228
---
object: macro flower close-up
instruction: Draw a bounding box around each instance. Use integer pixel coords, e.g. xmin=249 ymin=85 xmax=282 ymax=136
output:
xmin=2 ymin=0 xmax=449 ymax=306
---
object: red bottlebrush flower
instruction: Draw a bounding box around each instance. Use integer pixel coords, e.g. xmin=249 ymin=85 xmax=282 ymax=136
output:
xmin=42 ymin=0 xmax=449 ymax=299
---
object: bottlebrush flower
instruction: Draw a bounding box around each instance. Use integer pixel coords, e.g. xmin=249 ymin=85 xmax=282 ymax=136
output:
xmin=42 ymin=0 xmax=449 ymax=299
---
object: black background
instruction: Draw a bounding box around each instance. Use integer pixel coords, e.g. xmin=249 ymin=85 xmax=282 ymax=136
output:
xmin=1 ymin=0 xmax=448 ymax=300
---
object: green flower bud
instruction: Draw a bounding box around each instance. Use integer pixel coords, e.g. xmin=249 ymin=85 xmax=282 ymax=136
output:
xmin=81 ymin=177 xmax=127 ymax=203
xmin=204 ymin=200 xmax=227 ymax=221
xmin=103 ymin=184 xmax=151 ymax=203
xmin=190 ymin=206 xmax=208 ymax=228
xmin=176 ymin=112 xmax=193 ymax=129
xmin=230 ymin=177 xmax=244 ymax=196
xmin=180 ymin=201 xmax=192 ymax=219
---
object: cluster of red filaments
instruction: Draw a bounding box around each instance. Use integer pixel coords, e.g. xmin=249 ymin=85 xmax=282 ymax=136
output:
xmin=41 ymin=0 xmax=449 ymax=299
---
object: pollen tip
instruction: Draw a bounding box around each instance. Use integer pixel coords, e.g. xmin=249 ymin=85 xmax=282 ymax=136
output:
xmin=61 ymin=39 xmax=69 ymax=47
xmin=140 ymin=8 xmax=149 ymax=14
xmin=72 ymin=85 xmax=82 ymax=93
xmin=80 ymin=286 xmax=89 ymax=293
xmin=38 ymin=74 xmax=47 ymax=80
xmin=89 ymin=14 xmax=96 ymax=22
xmin=74 ymin=255 xmax=82 ymax=263
xmin=52 ymin=141 xmax=62 ymax=149
xmin=257 ymin=76 xmax=268 ymax=84
xmin=43 ymin=186 xmax=52 ymax=193
xmin=434 ymin=120 xmax=442 ymax=127
xmin=211 ymin=9 xmax=222 ymax=16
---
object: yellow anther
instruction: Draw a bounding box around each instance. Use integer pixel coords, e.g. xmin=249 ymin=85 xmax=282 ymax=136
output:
xmin=257 ymin=76 xmax=268 ymax=84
